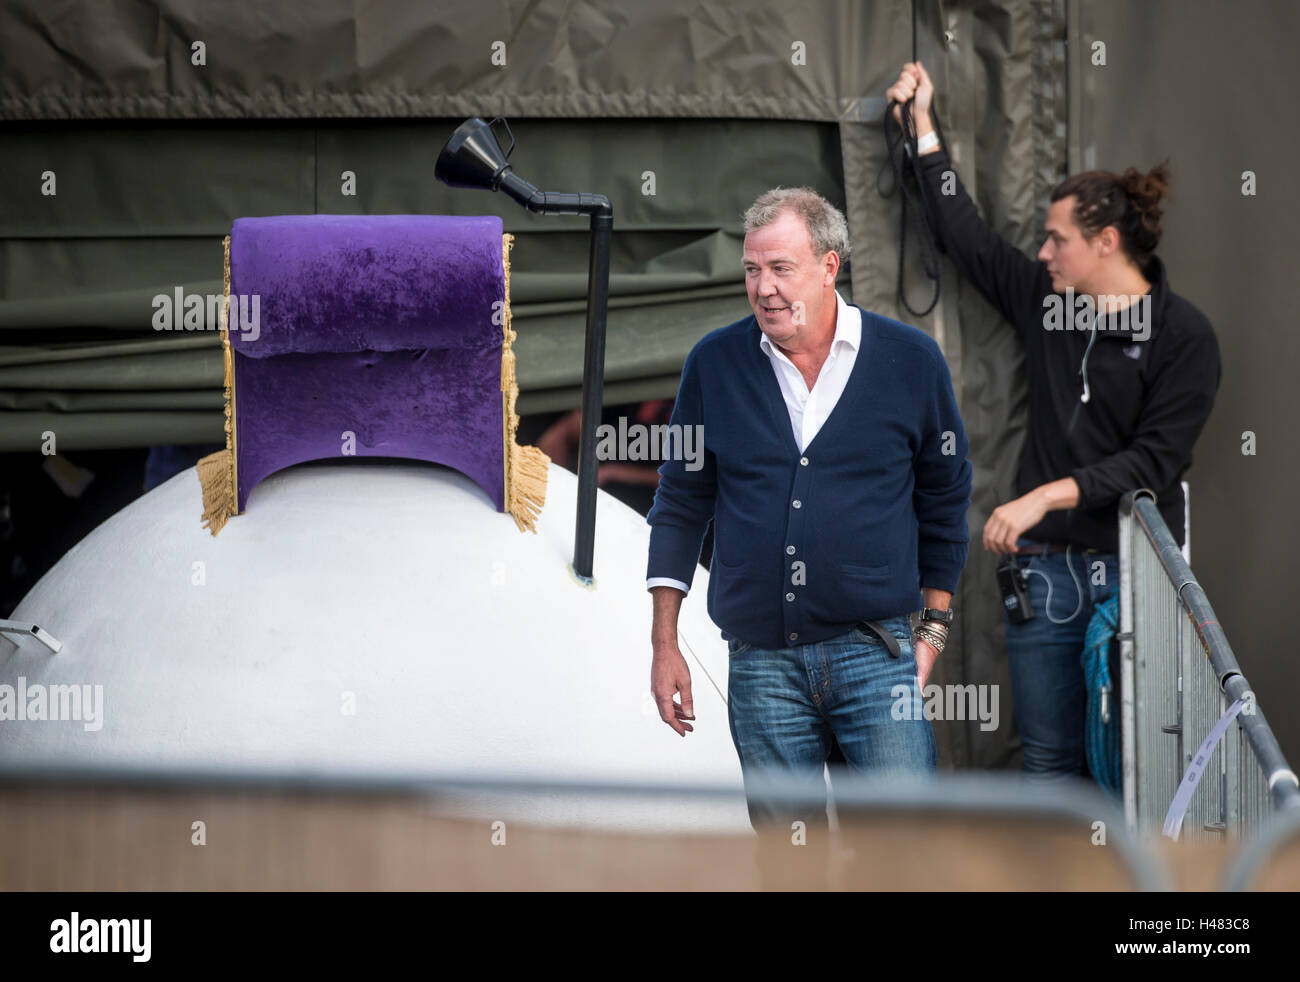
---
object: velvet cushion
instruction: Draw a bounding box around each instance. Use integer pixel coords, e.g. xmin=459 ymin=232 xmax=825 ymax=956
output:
xmin=229 ymin=215 xmax=505 ymax=356
xmin=227 ymin=215 xmax=507 ymax=513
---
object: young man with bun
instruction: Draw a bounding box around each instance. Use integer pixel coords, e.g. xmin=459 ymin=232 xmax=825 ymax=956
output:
xmin=886 ymin=61 xmax=1221 ymax=781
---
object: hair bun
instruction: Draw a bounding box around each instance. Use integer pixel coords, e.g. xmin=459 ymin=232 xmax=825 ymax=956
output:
xmin=1119 ymin=160 xmax=1170 ymax=251
xmin=1051 ymin=160 xmax=1171 ymax=268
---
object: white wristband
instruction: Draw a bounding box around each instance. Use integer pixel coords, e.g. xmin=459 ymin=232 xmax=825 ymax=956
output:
xmin=916 ymin=131 xmax=939 ymax=153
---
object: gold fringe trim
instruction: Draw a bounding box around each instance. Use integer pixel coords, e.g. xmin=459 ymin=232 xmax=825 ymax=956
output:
xmin=197 ymin=450 xmax=234 ymax=535
xmin=198 ymin=235 xmax=238 ymax=536
xmin=501 ymin=232 xmax=550 ymax=533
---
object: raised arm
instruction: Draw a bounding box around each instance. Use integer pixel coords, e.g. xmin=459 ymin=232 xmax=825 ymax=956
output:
xmin=887 ymin=61 xmax=1052 ymax=335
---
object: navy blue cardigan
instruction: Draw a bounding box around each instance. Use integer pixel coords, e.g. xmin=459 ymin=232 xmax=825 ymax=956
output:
xmin=646 ymin=305 xmax=973 ymax=649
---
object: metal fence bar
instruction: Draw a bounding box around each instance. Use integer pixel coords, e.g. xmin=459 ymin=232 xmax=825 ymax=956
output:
xmin=0 ymin=762 xmax=1172 ymax=891
xmin=1119 ymin=498 xmax=1139 ymax=830
xmin=1124 ymin=492 xmax=1184 ymax=832
xmin=1120 ymin=491 xmax=1300 ymax=842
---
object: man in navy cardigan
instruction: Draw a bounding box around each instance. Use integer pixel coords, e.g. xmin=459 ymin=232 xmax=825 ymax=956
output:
xmin=646 ymin=188 xmax=973 ymax=862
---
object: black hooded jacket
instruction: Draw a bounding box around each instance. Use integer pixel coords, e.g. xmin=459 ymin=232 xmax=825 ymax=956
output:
xmin=916 ymin=148 xmax=1221 ymax=552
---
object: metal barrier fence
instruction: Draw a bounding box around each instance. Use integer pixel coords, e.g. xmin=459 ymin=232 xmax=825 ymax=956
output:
xmin=1120 ymin=490 xmax=1300 ymax=841
xmin=0 ymin=763 xmax=1169 ymax=891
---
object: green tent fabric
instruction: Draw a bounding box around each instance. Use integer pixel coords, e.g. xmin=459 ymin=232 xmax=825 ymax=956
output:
xmin=0 ymin=0 xmax=888 ymax=450
xmin=1 ymin=1 xmax=890 ymax=122
xmin=0 ymin=117 xmax=849 ymax=448
xmin=5 ymin=0 xmax=1293 ymax=769
xmin=0 ymin=0 xmax=1072 ymax=772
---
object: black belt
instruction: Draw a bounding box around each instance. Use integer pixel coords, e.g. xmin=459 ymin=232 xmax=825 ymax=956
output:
xmin=1021 ymin=540 xmax=1099 ymax=556
xmin=856 ymin=620 xmax=903 ymax=659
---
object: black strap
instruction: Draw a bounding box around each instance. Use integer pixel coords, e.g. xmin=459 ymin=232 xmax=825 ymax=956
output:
xmin=858 ymin=620 xmax=903 ymax=658
xmin=878 ymin=97 xmax=951 ymax=318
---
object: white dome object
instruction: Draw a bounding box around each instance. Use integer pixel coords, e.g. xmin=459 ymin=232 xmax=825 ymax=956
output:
xmin=2 ymin=459 xmax=748 ymax=833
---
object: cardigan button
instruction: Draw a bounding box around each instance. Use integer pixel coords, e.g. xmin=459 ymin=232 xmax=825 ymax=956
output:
xmin=788 ymin=632 xmax=799 ymax=642
xmin=785 ymin=592 xmax=795 ymax=602
xmin=800 ymin=457 xmax=809 ymax=466
xmin=792 ymin=499 xmax=802 ymax=509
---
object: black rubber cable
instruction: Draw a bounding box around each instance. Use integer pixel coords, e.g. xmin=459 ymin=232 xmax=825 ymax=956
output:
xmin=878 ymin=95 xmax=950 ymax=318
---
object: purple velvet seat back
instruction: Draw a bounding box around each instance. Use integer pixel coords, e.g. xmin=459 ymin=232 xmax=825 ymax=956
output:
xmin=228 ymin=215 xmax=506 ymax=513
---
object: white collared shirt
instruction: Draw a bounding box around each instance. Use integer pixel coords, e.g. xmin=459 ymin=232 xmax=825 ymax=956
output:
xmin=758 ymin=289 xmax=862 ymax=454
xmin=648 ymin=290 xmax=862 ymax=595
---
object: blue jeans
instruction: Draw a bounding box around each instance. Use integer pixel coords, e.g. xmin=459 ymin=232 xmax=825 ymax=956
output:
xmin=726 ymin=613 xmax=936 ymax=842
xmin=1004 ymin=540 xmax=1119 ymax=781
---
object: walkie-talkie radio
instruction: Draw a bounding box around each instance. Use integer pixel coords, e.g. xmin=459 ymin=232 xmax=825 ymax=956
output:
xmin=997 ymin=554 xmax=1035 ymax=624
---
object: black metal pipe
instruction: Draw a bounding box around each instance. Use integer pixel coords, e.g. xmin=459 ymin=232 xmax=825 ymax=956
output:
xmin=496 ymin=170 xmax=613 ymax=580
xmin=498 ymin=171 xmax=608 ymax=219
xmin=436 ymin=121 xmax=612 ymax=579
xmin=572 ymin=205 xmax=612 ymax=582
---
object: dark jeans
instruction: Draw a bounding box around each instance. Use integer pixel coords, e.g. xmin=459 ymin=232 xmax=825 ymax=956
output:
xmin=726 ymin=614 xmax=935 ymax=883
xmin=1004 ymin=539 xmax=1119 ymax=782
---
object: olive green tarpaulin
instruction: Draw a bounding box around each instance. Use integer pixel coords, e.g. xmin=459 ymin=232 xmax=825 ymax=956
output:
xmin=0 ymin=117 xmax=849 ymax=444
xmin=2 ymin=1 xmax=890 ymax=121
xmin=15 ymin=0 xmax=1280 ymax=769
xmin=0 ymin=0 xmax=894 ymax=454
xmin=0 ymin=0 xmax=1052 ymax=771
xmin=2 ymin=0 xmax=901 ymax=445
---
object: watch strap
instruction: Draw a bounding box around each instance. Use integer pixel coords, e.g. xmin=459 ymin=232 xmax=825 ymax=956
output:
xmin=920 ymin=607 xmax=954 ymax=625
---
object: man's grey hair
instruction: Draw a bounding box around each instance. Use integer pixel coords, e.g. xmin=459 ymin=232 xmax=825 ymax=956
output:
xmin=742 ymin=187 xmax=852 ymax=262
